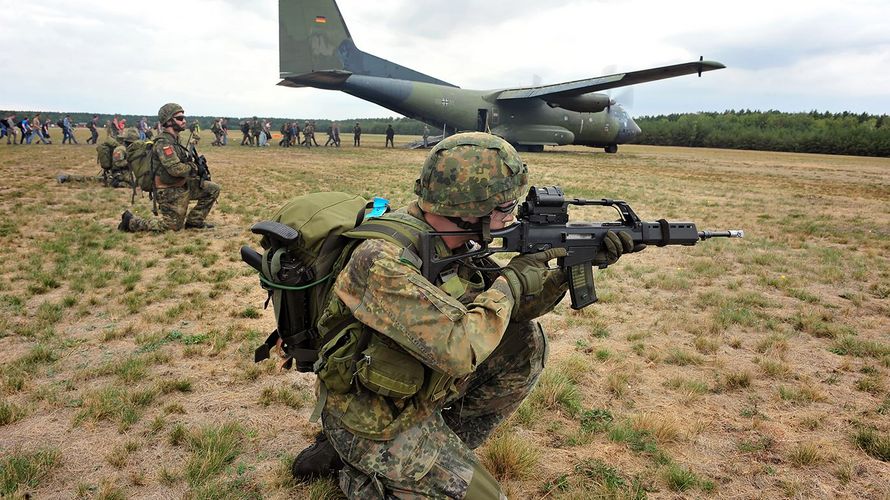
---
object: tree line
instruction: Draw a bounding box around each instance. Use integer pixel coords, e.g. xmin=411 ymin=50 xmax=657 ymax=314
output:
xmin=634 ymin=110 xmax=890 ymax=157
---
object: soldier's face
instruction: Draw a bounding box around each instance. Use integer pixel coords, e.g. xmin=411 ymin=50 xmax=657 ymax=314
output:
xmin=171 ymin=113 xmax=187 ymax=132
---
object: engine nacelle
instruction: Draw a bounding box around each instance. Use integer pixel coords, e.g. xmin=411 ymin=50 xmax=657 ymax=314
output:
xmin=544 ymin=93 xmax=612 ymax=113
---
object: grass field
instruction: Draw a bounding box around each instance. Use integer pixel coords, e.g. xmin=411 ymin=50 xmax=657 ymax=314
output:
xmin=1 ymin=127 xmax=888 ymax=499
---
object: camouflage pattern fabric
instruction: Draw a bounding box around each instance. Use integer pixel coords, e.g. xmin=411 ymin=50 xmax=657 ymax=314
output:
xmin=128 ymin=178 xmax=220 ymax=232
xmin=60 ymin=173 xmax=131 ymax=188
xmin=414 ymin=132 xmax=528 ymax=217
xmin=321 ymin=321 xmax=545 ymax=499
xmin=153 ymin=132 xmax=193 ymax=186
xmin=315 ymin=203 xmax=564 ymax=498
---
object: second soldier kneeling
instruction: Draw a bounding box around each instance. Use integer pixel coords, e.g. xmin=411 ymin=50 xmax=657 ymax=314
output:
xmin=120 ymin=103 xmax=220 ymax=232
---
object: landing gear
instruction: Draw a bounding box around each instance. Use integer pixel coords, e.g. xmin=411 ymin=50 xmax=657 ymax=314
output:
xmin=516 ymin=144 xmax=544 ymax=153
xmin=604 ymin=144 xmax=618 ymax=154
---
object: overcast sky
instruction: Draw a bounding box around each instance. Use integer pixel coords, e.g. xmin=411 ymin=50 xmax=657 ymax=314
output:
xmin=2 ymin=0 xmax=888 ymax=119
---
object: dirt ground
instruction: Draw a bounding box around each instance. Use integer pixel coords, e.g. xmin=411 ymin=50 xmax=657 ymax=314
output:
xmin=0 ymin=129 xmax=888 ymax=499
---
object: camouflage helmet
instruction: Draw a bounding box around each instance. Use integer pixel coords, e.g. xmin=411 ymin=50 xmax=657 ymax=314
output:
xmin=158 ymin=103 xmax=184 ymax=125
xmin=414 ymin=132 xmax=528 ymax=217
xmin=121 ymin=127 xmax=140 ymax=143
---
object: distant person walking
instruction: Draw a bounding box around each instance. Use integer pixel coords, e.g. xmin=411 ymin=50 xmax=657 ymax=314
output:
xmin=385 ymin=124 xmax=395 ymax=148
xmin=422 ymin=125 xmax=430 ymax=148
xmin=62 ymin=115 xmax=78 ymax=144
xmin=332 ymin=122 xmax=340 ymax=147
xmin=87 ymin=115 xmax=99 ymax=144
xmin=353 ymin=122 xmax=361 ymax=146
xmin=138 ymin=117 xmax=148 ymax=140
xmin=3 ymin=114 xmax=18 ymax=144
xmin=31 ymin=114 xmax=51 ymax=144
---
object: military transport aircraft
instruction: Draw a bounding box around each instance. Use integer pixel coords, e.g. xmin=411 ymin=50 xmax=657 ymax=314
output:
xmin=278 ymin=0 xmax=725 ymax=152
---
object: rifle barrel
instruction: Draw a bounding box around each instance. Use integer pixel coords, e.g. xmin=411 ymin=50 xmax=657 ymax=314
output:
xmin=698 ymin=230 xmax=744 ymax=240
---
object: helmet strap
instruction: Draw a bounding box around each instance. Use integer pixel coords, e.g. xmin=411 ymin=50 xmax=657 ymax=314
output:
xmin=445 ymin=215 xmax=493 ymax=243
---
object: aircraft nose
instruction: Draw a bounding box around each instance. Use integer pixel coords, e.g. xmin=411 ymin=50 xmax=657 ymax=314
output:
xmin=616 ymin=119 xmax=641 ymax=143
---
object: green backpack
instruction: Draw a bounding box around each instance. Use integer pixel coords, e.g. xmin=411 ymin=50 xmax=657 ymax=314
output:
xmin=241 ymin=192 xmax=428 ymax=372
xmin=96 ymin=137 xmax=120 ymax=171
xmin=127 ymin=140 xmax=155 ymax=192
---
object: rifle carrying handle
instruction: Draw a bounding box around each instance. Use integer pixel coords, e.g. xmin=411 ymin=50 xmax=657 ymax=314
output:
xmin=567 ymin=262 xmax=597 ymax=309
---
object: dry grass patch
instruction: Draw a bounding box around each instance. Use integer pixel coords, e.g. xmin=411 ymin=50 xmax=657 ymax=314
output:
xmin=479 ymin=429 xmax=540 ymax=481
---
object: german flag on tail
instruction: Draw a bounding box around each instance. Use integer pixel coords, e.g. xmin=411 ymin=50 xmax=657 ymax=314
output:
xmin=314 ymin=16 xmax=327 ymax=23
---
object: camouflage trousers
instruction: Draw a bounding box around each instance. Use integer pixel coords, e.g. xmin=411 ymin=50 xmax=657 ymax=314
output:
xmin=323 ymin=320 xmax=547 ymax=499
xmin=62 ymin=172 xmax=131 ymax=188
xmin=128 ymin=179 xmax=220 ymax=232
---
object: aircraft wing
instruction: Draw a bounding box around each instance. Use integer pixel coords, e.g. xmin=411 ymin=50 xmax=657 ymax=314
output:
xmin=496 ymin=60 xmax=725 ymax=100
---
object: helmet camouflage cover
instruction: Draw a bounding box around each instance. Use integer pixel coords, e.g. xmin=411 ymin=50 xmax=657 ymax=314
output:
xmin=414 ymin=132 xmax=528 ymax=217
xmin=157 ymin=103 xmax=184 ymax=125
xmin=121 ymin=127 xmax=140 ymax=143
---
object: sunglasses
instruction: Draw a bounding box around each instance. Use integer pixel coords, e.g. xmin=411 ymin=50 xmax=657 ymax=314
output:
xmin=172 ymin=115 xmax=187 ymax=122
xmin=492 ymin=200 xmax=518 ymax=214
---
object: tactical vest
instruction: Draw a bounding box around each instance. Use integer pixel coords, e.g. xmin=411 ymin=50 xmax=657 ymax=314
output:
xmin=311 ymin=211 xmax=490 ymax=441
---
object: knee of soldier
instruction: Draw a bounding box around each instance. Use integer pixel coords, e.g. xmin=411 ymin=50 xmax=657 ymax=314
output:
xmin=465 ymin=463 xmax=506 ymax=500
xmin=205 ymin=181 xmax=221 ymax=199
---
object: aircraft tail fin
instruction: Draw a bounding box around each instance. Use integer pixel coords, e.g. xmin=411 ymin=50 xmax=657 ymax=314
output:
xmin=279 ymin=0 xmax=456 ymax=88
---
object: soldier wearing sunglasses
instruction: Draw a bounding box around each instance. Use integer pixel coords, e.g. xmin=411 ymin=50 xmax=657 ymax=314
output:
xmin=119 ymin=103 xmax=220 ymax=232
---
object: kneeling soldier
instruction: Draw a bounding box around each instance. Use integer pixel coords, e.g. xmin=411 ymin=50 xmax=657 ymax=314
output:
xmin=119 ymin=103 xmax=220 ymax=232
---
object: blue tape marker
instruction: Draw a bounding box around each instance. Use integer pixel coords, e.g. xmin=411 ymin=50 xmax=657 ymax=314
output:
xmin=366 ymin=197 xmax=389 ymax=219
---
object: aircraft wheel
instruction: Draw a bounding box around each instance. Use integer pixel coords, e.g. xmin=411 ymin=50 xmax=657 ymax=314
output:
xmin=604 ymin=144 xmax=618 ymax=154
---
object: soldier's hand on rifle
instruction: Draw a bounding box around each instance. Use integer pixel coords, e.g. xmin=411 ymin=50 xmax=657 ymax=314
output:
xmin=501 ymin=248 xmax=568 ymax=313
xmin=594 ymin=230 xmax=644 ymax=266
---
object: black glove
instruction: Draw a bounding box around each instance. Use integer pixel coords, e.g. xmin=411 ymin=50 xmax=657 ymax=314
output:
xmin=593 ymin=230 xmax=645 ymax=266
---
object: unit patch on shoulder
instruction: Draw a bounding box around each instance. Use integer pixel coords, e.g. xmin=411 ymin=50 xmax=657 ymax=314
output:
xmin=162 ymin=145 xmax=174 ymax=158
xmin=113 ymin=150 xmax=123 ymax=160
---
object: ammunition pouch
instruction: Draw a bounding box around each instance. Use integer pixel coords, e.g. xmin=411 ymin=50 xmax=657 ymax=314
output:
xmin=356 ymin=336 xmax=425 ymax=399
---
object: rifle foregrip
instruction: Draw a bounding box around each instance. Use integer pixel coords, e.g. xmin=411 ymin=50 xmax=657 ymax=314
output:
xmin=567 ymin=262 xmax=597 ymax=309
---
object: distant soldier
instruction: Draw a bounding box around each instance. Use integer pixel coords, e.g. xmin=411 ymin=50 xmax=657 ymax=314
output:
xmin=105 ymin=120 xmax=114 ymax=138
xmin=353 ymin=122 xmax=361 ymax=146
xmin=324 ymin=124 xmax=335 ymax=146
xmin=291 ymin=122 xmax=301 ymax=146
xmin=302 ymin=121 xmax=313 ymax=148
xmin=57 ymin=127 xmax=140 ymax=187
xmin=332 ymin=121 xmax=341 ymax=147
xmin=220 ymin=118 xmax=228 ymax=146
xmin=119 ymin=103 xmax=220 ymax=232
xmin=309 ymin=121 xmax=320 ymax=146
xmin=250 ymin=117 xmax=261 ymax=146
xmin=187 ymin=121 xmax=201 ymax=146
xmin=422 ymin=125 xmax=430 ymax=148
xmin=279 ymin=121 xmax=291 ymax=147
xmin=240 ymin=120 xmax=252 ymax=145
xmin=211 ymin=118 xmax=223 ymax=146
xmin=385 ymin=123 xmax=395 ymax=147
xmin=87 ymin=115 xmax=100 ymax=144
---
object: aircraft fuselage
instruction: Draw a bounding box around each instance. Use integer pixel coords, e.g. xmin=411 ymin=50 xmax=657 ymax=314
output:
xmin=338 ymin=74 xmax=640 ymax=150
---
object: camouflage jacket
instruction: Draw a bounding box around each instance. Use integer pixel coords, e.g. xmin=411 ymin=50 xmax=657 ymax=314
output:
xmin=152 ymin=131 xmax=193 ymax=187
xmin=317 ymin=203 xmax=517 ymax=439
xmin=111 ymin=144 xmax=128 ymax=171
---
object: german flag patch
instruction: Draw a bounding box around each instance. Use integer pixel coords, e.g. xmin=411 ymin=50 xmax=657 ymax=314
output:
xmin=162 ymin=146 xmax=174 ymax=158
xmin=113 ymin=150 xmax=123 ymax=161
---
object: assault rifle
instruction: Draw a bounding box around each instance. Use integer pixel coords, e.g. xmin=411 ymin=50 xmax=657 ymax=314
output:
xmin=185 ymin=129 xmax=211 ymax=188
xmin=419 ymin=186 xmax=743 ymax=309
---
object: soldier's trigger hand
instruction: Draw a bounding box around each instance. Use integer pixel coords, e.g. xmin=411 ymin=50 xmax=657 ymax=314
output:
xmin=595 ymin=230 xmax=642 ymax=266
xmin=501 ymin=248 xmax=568 ymax=312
